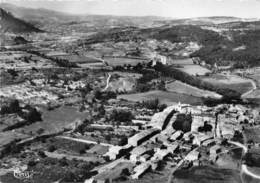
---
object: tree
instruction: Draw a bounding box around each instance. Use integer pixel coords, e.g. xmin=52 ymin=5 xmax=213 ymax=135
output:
xmin=172 ymin=113 xmax=192 ymax=132
xmin=47 ymin=145 xmax=56 ymax=152
xmin=38 ymin=150 xmax=46 ymax=158
xmin=36 ymin=128 xmax=45 ymax=135
xmin=24 ymin=108 xmax=42 ymax=123
xmin=110 ymin=110 xmax=133 ymax=122
xmin=118 ymin=135 xmax=128 ymax=146
xmin=59 ymin=157 xmax=68 ymax=166
xmin=142 ymin=99 xmax=159 ymax=110
xmin=105 ymin=134 xmax=112 ymax=142
xmin=9 ymin=100 xmax=20 ymax=113
xmin=158 ymin=104 xmax=167 ymax=112
xmin=27 ymin=160 xmax=37 ymax=167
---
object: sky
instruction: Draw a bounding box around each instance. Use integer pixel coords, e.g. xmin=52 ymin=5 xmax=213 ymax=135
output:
xmin=2 ymin=0 xmax=260 ymax=18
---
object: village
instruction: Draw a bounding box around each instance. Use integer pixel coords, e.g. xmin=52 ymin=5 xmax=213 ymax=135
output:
xmin=81 ymin=102 xmax=259 ymax=182
xmin=1 ymin=2 xmax=260 ymax=183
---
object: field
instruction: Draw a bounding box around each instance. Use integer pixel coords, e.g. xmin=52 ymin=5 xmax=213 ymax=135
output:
xmin=201 ymin=74 xmax=253 ymax=94
xmin=169 ymin=58 xmax=211 ymax=76
xmin=168 ymin=58 xmax=194 ymax=65
xmin=0 ymin=51 xmax=54 ymax=69
xmin=104 ymin=57 xmax=148 ymax=66
xmin=0 ymin=131 xmax=30 ymax=149
xmin=166 ymin=80 xmax=222 ymax=99
xmin=118 ymin=90 xmax=204 ymax=105
xmin=172 ymin=166 xmax=242 ymax=183
xmin=243 ymin=127 xmax=260 ymax=144
xmin=17 ymin=106 xmax=89 ymax=135
xmin=178 ymin=65 xmax=211 ymax=76
xmin=55 ymin=54 xmax=103 ymax=64
xmin=248 ymin=67 xmax=260 ymax=86
xmin=243 ymin=90 xmax=260 ymax=100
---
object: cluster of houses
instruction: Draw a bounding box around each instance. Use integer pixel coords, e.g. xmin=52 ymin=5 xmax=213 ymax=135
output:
xmin=84 ymin=102 xmax=259 ymax=183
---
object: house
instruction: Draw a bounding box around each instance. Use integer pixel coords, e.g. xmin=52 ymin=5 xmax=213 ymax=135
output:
xmin=131 ymin=119 xmax=148 ymax=125
xmin=149 ymin=160 xmax=159 ymax=171
xmin=128 ymin=128 xmax=160 ymax=147
xmin=131 ymin=163 xmax=151 ymax=179
xmin=104 ymin=146 xmax=122 ymax=160
xmin=193 ymin=133 xmax=213 ymax=146
xmin=140 ymin=154 xmax=151 ymax=162
xmin=202 ymin=139 xmax=216 ymax=147
xmin=151 ymin=149 xmax=171 ymax=161
xmin=150 ymin=134 xmax=168 ymax=144
xmin=167 ymin=144 xmax=179 ymax=153
xmin=170 ymin=130 xmax=183 ymax=141
xmin=130 ymin=146 xmax=151 ymax=162
xmin=89 ymin=161 xmax=134 ymax=183
xmin=210 ymin=145 xmax=221 ymax=156
xmin=183 ymin=131 xmax=193 ymax=142
xmin=185 ymin=149 xmax=200 ymax=162
xmin=104 ymin=145 xmax=132 ymax=160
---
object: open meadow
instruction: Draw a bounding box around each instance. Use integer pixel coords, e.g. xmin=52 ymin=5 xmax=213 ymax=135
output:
xmin=200 ymin=74 xmax=253 ymax=94
xmin=17 ymin=106 xmax=89 ymax=135
xmin=169 ymin=58 xmax=211 ymax=76
xmin=104 ymin=57 xmax=148 ymax=66
xmin=166 ymin=80 xmax=222 ymax=99
xmin=118 ymin=90 xmax=204 ymax=105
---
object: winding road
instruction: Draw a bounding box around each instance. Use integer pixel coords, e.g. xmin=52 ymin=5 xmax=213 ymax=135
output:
xmin=103 ymin=74 xmax=111 ymax=91
xmin=241 ymin=78 xmax=257 ymax=98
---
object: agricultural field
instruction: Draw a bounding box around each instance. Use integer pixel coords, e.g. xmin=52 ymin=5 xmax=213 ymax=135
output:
xmin=104 ymin=57 xmax=148 ymax=66
xmin=243 ymin=90 xmax=260 ymax=101
xmin=118 ymin=90 xmax=204 ymax=105
xmin=54 ymin=54 xmax=103 ymax=64
xmin=0 ymin=131 xmax=30 ymax=150
xmin=0 ymin=83 xmax=59 ymax=105
xmin=172 ymin=166 xmax=242 ymax=183
xmin=166 ymin=80 xmax=222 ymax=99
xmin=200 ymin=74 xmax=253 ymax=94
xmin=169 ymin=58 xmax=211 ymax=76
xmin=177 ymin=65 xmax=211 ymax=76
xmin=168 ymin=58 xmax=195 ymax=65
xmin=0 ymin=51 xmax=54 ymax=69
xmin=17 ymin=106 xmax=89 ymax=136
xmin=247 ymin=67 xmax=260 ymax=87
xmin=243 ymin=127 xmax=260 ymax=144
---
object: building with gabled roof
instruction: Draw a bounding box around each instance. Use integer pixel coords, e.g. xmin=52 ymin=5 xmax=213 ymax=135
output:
xmin=131 ymin=162 xmax=151 ymax=179
xmin=128 ymin=128 xmax=160 ymax=147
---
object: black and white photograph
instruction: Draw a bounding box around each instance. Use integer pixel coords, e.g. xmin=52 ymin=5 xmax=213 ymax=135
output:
xmin=0 ymin=0 xmax=260 ymax=182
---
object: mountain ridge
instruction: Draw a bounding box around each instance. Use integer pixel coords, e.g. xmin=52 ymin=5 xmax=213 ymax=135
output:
xmin=0 ymin=7 xmax=42 ymax=33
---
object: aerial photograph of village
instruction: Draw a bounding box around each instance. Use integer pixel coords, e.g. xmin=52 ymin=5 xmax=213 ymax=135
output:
xmin=0 ymin=0 xmax=260 ymax=182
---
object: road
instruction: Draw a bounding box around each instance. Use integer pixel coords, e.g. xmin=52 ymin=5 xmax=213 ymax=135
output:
xmin=241 ymin=77 xmax=257 ymax=98
xmin=228 ymin=141 xmax=260 ymax=180
xmin=103 ymin=73 xmax=111 ymax=91
xmin=57 ymin=136 xmax=114 ymax=147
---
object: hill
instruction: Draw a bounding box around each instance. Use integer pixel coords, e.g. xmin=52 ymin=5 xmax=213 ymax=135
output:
xmin=0 ymin=3 xmax=165 ymax=29
xmin=155 ymin=16 xmax=245 ymax=26
xmin=0 ymin=8 xmax=42 ymax=33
